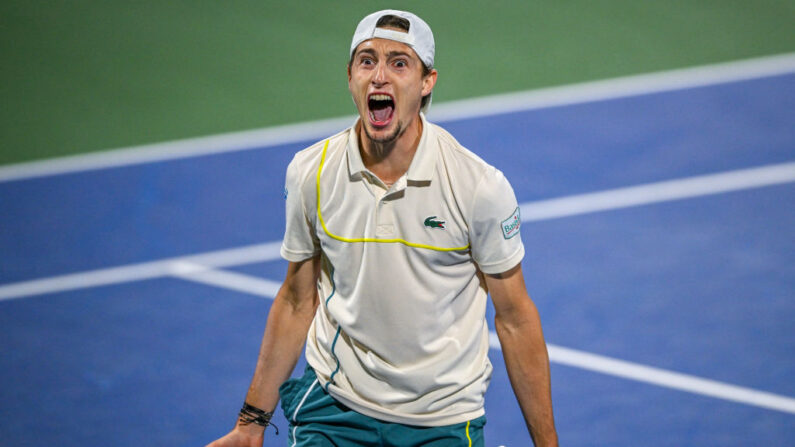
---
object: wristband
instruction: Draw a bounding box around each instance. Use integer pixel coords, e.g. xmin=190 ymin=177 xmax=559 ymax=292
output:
xmin=238 ymin=402 xmax=279 ymax=435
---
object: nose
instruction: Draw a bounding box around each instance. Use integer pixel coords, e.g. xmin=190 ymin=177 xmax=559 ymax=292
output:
xmin=372 ymin=61 xmax=388 ymax=86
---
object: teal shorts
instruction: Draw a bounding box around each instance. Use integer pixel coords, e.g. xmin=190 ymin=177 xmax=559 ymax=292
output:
xmin=279 ymin=367 xmax=486 ymax=447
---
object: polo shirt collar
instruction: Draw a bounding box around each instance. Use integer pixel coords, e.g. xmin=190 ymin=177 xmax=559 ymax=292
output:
xmin=346 ymin=113 xmax=437 ymax=182
xmin=346 ymin=122 xmax=367 ymax=178
xmin=406 ymin=113 xmax=436 ymax=182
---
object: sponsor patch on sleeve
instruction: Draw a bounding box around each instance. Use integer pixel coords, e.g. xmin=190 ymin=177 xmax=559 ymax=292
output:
xmin=500 ymin=207 xmax=521 ymax=239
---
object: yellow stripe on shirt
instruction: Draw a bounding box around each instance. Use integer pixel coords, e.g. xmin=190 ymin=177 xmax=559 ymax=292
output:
xmin=316 ymin=139 xmax=470 ymax=252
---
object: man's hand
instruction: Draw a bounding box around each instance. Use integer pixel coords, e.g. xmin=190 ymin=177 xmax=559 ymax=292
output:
xmin=205 ymin=423 xmax=264 ymax=447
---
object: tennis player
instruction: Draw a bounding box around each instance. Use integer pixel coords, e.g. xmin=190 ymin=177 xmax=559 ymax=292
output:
xmin=208 ymin=9 xmax=557 ymax=447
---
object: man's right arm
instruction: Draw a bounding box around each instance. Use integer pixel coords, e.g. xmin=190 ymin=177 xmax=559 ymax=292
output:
xmin=206 ymin=256 xmax=321 ymax=447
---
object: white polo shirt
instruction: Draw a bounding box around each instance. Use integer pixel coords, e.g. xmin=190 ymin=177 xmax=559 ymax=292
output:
xmin=280 ymin=114 xmax=524 ymax=426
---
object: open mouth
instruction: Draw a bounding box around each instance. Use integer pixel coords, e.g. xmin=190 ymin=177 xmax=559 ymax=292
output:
xmin=368 ymin=93 xmax=394 ymax=127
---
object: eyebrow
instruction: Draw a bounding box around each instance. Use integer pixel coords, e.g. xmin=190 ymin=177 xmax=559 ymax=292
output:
xmin=355 ymin=48 xmax=413 ymax=60
xmin=386 ymin=50 xmax=412 ymax=59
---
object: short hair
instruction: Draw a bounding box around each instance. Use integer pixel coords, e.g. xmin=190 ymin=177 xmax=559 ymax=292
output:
xmin=375 ymin=14 xmax=411 ymax=32
xmin=349 ymin=14 xmax=433 ymax=109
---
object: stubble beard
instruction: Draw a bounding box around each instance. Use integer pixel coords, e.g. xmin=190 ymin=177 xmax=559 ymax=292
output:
xmin=362 ymin=119 xmax=404 ymax=158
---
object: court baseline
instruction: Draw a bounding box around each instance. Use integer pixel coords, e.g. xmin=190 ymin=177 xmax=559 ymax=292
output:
xmin=1 ymin=52 xmax=793 ymax=183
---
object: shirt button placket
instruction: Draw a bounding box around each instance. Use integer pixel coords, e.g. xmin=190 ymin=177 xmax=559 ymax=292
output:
xmin=375 ymin=197 xmax=394 ymax=238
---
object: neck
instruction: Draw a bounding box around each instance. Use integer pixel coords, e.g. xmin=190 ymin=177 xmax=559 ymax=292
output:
xmin=358 ymin=114 xmax=423 ymax=185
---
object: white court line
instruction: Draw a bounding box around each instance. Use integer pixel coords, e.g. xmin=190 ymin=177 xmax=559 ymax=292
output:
xmin=169 ymin=261 xmax=282 ymax=298
xmin=0 ymin=52 xmax=793 ymax=183
xmin=430 ymin=52 xmax=795 ymax=123
xmin=521 ymin=162 xmax=795 ymax=221
xmin=486 ymin=333 xmax=795 ymax=415
xmin=174 ymin=265 xmax=795 ymax=415
xmin=0 ymin=242 xmax=281 ymax=301
xmin=1 ymin=161 xmax=793 ymax=301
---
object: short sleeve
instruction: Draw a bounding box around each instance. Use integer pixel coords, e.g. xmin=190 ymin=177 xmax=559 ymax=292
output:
xmin=469 ymin=168 xmax=525 ymax=274
xmin=280 ymin=157 xmax=320 ymax=262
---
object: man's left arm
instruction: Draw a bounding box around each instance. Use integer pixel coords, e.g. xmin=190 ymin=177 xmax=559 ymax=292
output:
xmin=484 ymin=263 xmax=558 ymax=447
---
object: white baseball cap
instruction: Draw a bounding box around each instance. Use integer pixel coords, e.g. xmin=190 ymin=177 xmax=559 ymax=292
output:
xmin=350 ymin=9 xmax=435 ymax=69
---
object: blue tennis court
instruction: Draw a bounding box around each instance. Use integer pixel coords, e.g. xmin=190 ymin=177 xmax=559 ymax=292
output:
xmin=1 ymin=63 xmax=793 ymax=446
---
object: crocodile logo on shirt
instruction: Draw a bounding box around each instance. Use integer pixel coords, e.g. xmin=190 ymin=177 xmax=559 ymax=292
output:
xmin=424 ymin=216 xmax=445 ymax=229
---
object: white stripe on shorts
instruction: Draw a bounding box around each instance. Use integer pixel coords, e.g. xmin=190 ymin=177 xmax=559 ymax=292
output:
xmin=291 ymin=378 xmax=319 ymax=447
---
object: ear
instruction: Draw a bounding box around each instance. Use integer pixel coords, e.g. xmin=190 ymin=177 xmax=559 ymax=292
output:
xmin=347 ymin=63 xmax=354 ymax=95
xmin=421 ymin=69 xmax=438 ymax=97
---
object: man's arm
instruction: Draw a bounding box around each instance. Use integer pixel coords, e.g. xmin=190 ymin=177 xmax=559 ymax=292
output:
xmin=484 ymin=263 xmax=558 ymax=447
xmin=207 ymin=256 xmax=321 ymax=447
